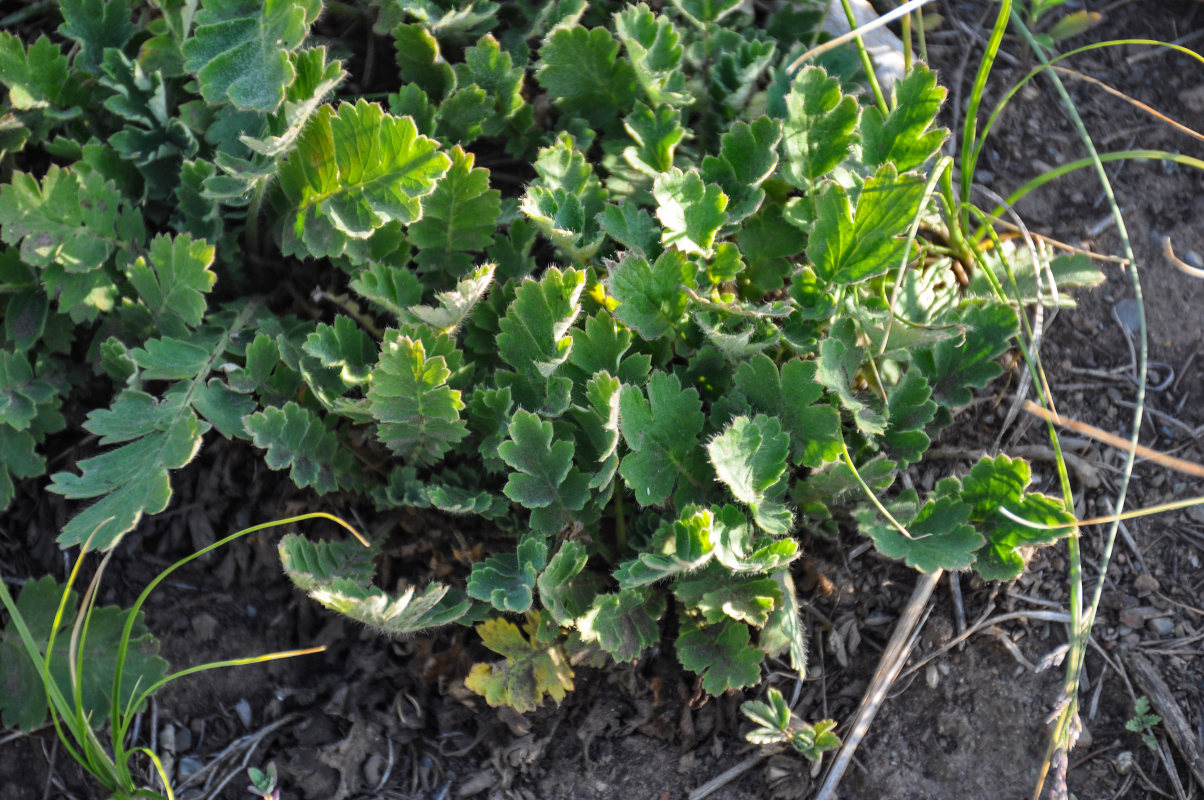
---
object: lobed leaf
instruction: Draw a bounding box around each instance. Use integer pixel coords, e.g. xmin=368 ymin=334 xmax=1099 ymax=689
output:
xmin=855 ymin=480 xmax=984 ymax=573
xmin=578 ymin=586 xmax=665 ymax=662
xmin=496 ymin=266 xmax=585 ymax=413
xmin=734 ymin=355 xmax=840 ymax=468
xmin=781 ymin=65 xmax=858 ymax=187
xmin=653 ymin=167 xmax=727 ymax=257
xmin=245 ymin=401 xmax=355 ymax=494
xmin=465 ymin=617 xmax=574 ymax=713
xmin=614 ymin=506 xmax=714 ymax=587
xmin=606 ymin=249 xmax=689 ymax=341
xmin=369 ymin=331 xmax=467 ymax=466
xmin=807 ymin=163 xmax=926 ymax=285
xmin=618 ymin=372 xmax=705 ymax=506
xmin=535 ymin=25 xmax=638 ymax=127
xmin=410 ymin=146 xmax=501 ymax=279
xmin=913 ymin=303 xmax=1019 ymax=408
xmin=277 ymin=100 xmax=451 ymax=260
xmin=0 ymin=35 xmax=78 ymax=113
xmin=614 ymin=4 xmax=688 ymax=107
xmin=182 ymin=0 xmax=318 ymax=112
xmin=708 ymin=416 xmax=792 ymax=535
xmin=815 ymin=318 xmax=886 ymax=435
xmin=59 ymin=0 xmax=135 ymax=76
xmin=675 ymin=618 xmax=762 ymax=695
xmin=123 ymin=233 xmax=216 ymax=338
xmin=861 ymin=64 xmax=948 ymax=173
xmin=961 ymin=455 xmax=1077 ymax=580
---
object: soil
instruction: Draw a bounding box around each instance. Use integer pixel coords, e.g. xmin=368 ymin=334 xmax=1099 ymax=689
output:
xmin=2 ymin=3 xmax=1202 ymax=800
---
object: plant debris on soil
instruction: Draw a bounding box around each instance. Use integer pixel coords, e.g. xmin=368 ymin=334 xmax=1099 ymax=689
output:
xmin=2 ymin=3 xmax=1203 ymax=800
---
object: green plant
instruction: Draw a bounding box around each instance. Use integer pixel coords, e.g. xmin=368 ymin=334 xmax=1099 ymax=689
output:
xmin=742 ymin=686 xmax=840 ymax=763
xmin=247 ymin=760 xmax=281 ymax=800
xmin=1124 ymin=696 xmax=1161 ymax=752
xmin=0 ymin=0 xmax=1104 ymax=721
xmin=0 ymin=513 xmax=361 ymax=799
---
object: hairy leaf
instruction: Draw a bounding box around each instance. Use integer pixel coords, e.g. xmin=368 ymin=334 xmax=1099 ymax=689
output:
xmin=615 ymin=506 xmax=714 ymax=586
xmin=622 ymin=102 xmax=684 ymax=175
xmin=781 ymin=65 xmax=858 ymax=187
xmin=182 ymin=0 xmax=318 ymax=112
xmin=467 ymin=536 xmax=547 ymax=612
xmin=369 ymin=331 xmax=467 ymax=466
xmin=961 ymin=455 xmax=1077 ymax=580
xmin=0 ymin=426 xmax=42 ymax=510
xmin=59 ymin=0 xmax=135 ymax=76
xmin=520 ymin=135 xmax=607 ymax=262
xmin=709 ymin=416 xmax=792 ymax=535
xmin=304 ymin=315 xmax=376 ymax=386
xmin=700 ymin=117 xmax=781 ymax=223
xmin=735 ymin=355 xmax=840 ymax=468
xmin=599 ymin=201 xmax=661 ymax=259
xmin=861 ymin=64 xmax=948 ymax=173
xmin=278 ymin=100 xmax=451 ymax=260
xmin=538 ymin=540 xmax=590 ymax=625
xmin=245 ymin=401 xmax=354 ymax=494
xmin=759 ymin=568 xmax=807 ymax=673
xmin=614 ymin=4 xmax=688 ymax=107
xmin=913 ymin=303 xmax=1019 ymax=408
xmin=392 ymin=23 xmax=455 ymax=100
xmin=279 ymin=534 xmax=468 ymax=633
xmin=808 ymin=164 xmax=925 ymax=285
xmin=465 ymin=617 xmax=573 ymax=713
xmin=0 ymin=167 xmax=143 ymax=275
xmin=535 ymin=25 xmax=637 ymax=127
xmin=653 ymin=167 xmax=727 ymax=257
xmin=619 ymin=372 xmax=705 ymax=506
xmin=710 ymin=504 xmax=797 ymax=573
xmin=498 ymin=411 xmax=589 ymax=534
xmin=815 ymin=319 xmax=886 ymax=435
xmin=0 ymin=35 xmax=78 ymax=113
xmin=405 ymin=262 xmax=495 ymax=335
xmin=410 ymin=146 xmax=501 ymax=278
xmin=578 ymin=586 xmax=665 ymax=662
xmin=882 ymin=368 xmax=937 ymax=466
xmin=675 ymin=618 xmax=762 ymax=695
xmin=607 ymin=249 xmax=689 ymax=341
xmin=674 ymin=569 xmax=781 ymax=627
xmin=496 ymin=266 xmax=584 ymax=413
xmin=856 ymin=480 xmax=983 ymax=572
xmin=123 ymin=233 xmax=216 ymax=338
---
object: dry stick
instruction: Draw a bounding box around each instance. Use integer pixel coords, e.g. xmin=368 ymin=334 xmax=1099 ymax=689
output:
xmin=1023 ymin=401 xmax=1204 ymax=479
xmin=687 ymin=751 xmax=767 ymax=800
xmin=813 ymin=570 xmax=942 ymax=800
xmin=1124 ymin=651 xmax=1204 ymax=790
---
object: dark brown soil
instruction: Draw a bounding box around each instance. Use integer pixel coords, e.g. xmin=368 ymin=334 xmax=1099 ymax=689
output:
xmin=2 ymin=3 xmax=1202 ymax=800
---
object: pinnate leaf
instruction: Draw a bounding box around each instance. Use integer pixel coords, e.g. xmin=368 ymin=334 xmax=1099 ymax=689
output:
xmin=861 ymin=64 xmax=948 ymax=173
xmin=961 ymin=455 xmax=1077 ymax=580
xmin=782 ymin=66 xmax=858 ymax=187
xmin=578 ymin=587 xmax=665 ymax=662
xmin=368 ymin=331 xmax=467 ymax=466
xmin=0 ymin=576 xmax=167 ymax=732
xmin=279 ymin=534 xmax=468 ymax=633
xmin=183 ymin=0 xmax=317 ymax=112
xmin=0 ymin=167 xmax=143 ymax=274
xmin=124 ymin=233 xmax=216 ymax=338
xmin=410 ymin=146 xmax=501 ymax=278
xmin=465 ymin=617 xmax=574 ymax=713
xmin=675 ymin=618 xmax=762 ymax=695
xmin=405 ymin=262 xmax=495 ymax=335
xmin=653 ymin=167 xmax=727 ymax=257
xmin=619 ymin=372 xmax=705 ymax=506
xmin=709 ymin=416 xmax=792 ymax=535
xmin=245 ymin=401 xmax=354 ymax=494
xmin=278 ymin=100 xmax=451 ymax=260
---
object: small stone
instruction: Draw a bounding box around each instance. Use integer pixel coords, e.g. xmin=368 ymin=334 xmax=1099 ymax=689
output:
xmin=178 ymin=756 xmax=203 ymax=779
xmin=234 ymin=698 xmax=252 ymax=728
xmin=1133 ymin=574 xmax=1160 ymax=595
xmin=1179 ymin=84 xmax=1204 ymax=113
xmin=190 ymin=612 xmax=219 ymax=642
xmin=1146 ymin=617 xmax=1174 ymax=637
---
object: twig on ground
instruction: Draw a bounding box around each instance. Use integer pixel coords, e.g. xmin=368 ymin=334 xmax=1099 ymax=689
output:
xmin=1124 ymin=651 xmax=1204 ymax=789
xmin=948 ymin=571 xmax=967 ymax=647
xmin=687 ymin=751 xmax=767 ymax=800
xmin=813 ymin=570 xmax=941 ymax=800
